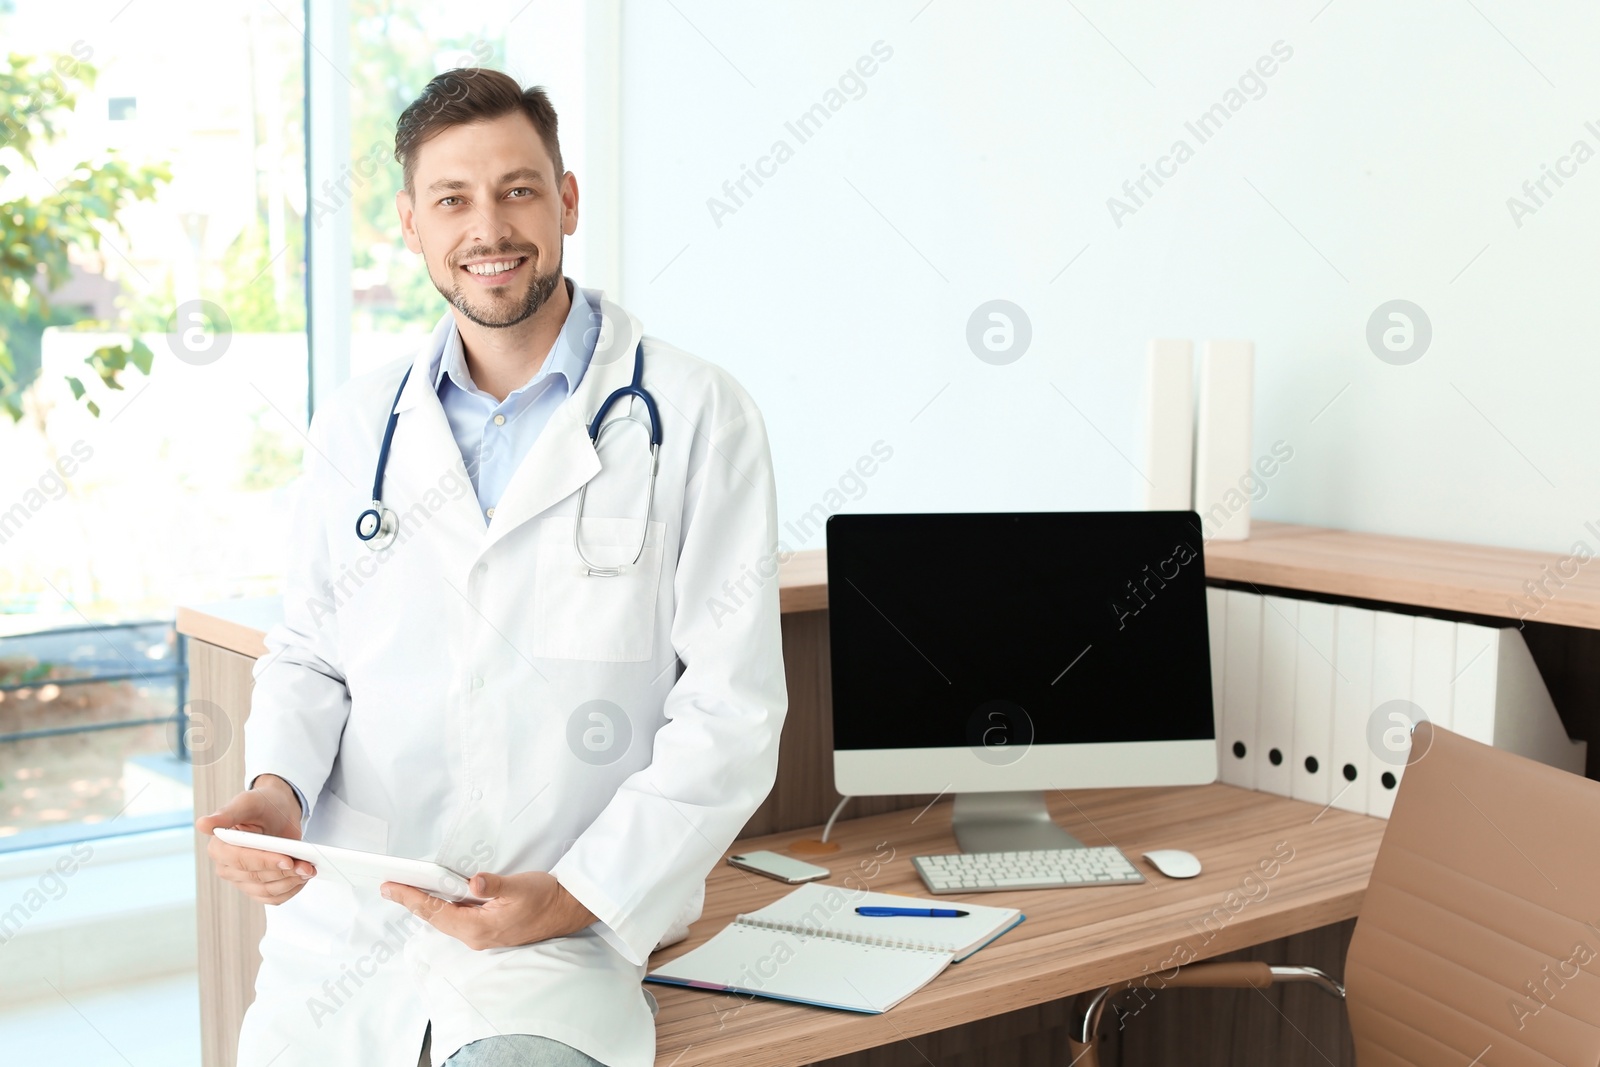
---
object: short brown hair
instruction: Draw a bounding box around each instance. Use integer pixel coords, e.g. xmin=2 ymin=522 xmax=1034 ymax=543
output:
xmin=393 ymin=67 xmax=564 ymax=197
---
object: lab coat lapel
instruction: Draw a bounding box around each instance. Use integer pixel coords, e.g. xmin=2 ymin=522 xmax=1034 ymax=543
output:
xmin=478 ymin=294 xmax=642 ymax=556
xmin=386 ymin=315 xmax=495 ymax=561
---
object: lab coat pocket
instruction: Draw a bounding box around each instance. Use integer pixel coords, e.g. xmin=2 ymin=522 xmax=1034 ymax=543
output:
xmin=532 ymin=517 xmax=666 ymax=662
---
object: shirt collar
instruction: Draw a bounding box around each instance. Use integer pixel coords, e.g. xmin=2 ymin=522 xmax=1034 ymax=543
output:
xmin=432 ymin=277 xmax=594 ymax=404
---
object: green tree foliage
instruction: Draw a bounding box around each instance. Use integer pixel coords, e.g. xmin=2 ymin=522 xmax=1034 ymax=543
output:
xmin=218 ymin=221 xmax=306 ymax=333
xmin=237 ymin=406 xmax=304 ymax=492
xmin=0 ymin=48 xmax=172 ymax=420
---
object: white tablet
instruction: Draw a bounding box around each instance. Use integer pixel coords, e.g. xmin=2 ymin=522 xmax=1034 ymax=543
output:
xmin=212 ymin=827 xmax=490 ymax=904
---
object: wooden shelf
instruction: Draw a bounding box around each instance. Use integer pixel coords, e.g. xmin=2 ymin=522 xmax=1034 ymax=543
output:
xmin=775 ymin=548 xmax=827 ymax=613
xmin=777 ymin=520 xmax=1600 ymax=631
xmin=1203 ymin=520 xmax=1600 ymax=630
xmin=175 ymin=599 xmax=278 ymax=660
xmin=178 ymin=521 xmax=1600 ymax=658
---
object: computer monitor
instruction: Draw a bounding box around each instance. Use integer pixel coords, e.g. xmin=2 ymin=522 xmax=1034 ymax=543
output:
xmin=826 ymin=511 xmax=1218 ymax=853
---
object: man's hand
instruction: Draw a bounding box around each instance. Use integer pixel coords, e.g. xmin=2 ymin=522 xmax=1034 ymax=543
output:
xmin=194 ymin=773 xmax=316 ymax=906
xmin=378 ymin=871 xmax=598 ymax=951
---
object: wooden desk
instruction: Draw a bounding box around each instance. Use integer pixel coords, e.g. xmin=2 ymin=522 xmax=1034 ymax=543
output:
xmin=650 ymin=784 xmax=1382 ymax=1067
xmin=183 ymin=516 xmax=1596 ymax=1065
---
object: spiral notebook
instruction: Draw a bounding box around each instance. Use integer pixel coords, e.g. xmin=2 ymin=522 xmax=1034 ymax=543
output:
xmin=644 ymin=883 xmax=1025 ymax=1013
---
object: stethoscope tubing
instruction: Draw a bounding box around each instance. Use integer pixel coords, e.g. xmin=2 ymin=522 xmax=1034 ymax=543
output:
xmin=355 ymin=340 xmax=659 ymax=574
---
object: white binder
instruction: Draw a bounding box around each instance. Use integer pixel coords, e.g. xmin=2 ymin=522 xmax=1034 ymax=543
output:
xmin=1144 ymin=339 xmax=1195 ymax=510
xmin=1255 ymin=595 xmax=1298 ymax=796
xmin=1219 ymin=589 xmax=1262 ymax=789
xmin=1329 ymin=606 xmax=1375 ymax=815
xmin=1411 ymin=615 xmax=1457 ymax=734
xmin=1450 ymin=623 xmax=1499 ymax=744
xmin=1192 ymin=340 xmax=1254 ymax=541
xmin=1206 ymin=595 xmax=1585 ymax=817
xmin=1367 ymin=610 xmax=1416 ymax=818
xmin=1291 ymin=599 xmax=1336 ymax=805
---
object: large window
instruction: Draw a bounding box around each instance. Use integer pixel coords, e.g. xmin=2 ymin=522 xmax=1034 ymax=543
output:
xmin=1 ymin=0 xmax=614 ymax=848
xmin=0 ymin=3 xmax=305 ymax=844
xmin=338 ymin=1 xmax=610 ymax=381
xmin=343 ymin=4 xmax=515 ymax=378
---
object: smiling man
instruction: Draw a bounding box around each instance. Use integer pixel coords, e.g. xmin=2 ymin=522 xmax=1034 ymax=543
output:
xmin=195 ymin=68 xmax=787 ymax=1067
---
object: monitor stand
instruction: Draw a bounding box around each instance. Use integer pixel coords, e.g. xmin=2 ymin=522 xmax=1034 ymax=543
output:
xmin=951 ymin=791 xmax=1086 ymax=853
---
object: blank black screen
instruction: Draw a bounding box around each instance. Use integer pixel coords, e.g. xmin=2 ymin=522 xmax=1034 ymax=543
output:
xmin=826 ymin=512 xmax=1216 ymax=752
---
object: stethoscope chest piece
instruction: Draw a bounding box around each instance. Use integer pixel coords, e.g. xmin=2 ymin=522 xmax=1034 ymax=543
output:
xmin=357 ymin=363 xmax=414 ymax=553
xmin=356 ymin=502 xmax=398 ymax=550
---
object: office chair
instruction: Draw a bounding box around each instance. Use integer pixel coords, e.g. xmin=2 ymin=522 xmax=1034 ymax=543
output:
xmin=1068 ymin=721 xmax=1600 ymax=1066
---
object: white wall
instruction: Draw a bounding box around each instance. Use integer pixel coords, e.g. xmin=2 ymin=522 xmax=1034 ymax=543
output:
xmin=612 ymin=0 xmax=1600 ymax=557
xmin=506 ymin=0 xmax=621 ymax=294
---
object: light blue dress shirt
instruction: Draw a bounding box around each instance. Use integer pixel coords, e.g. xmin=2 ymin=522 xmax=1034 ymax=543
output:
xmin=261 ymin=279 xmax=597 ymax=825
xmin=435 ymin=278 xmax=598 ymax=521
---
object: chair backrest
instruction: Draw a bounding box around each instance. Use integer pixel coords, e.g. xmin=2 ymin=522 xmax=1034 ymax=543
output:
xmin=1346 ymin=721 xmax=1600 ymax=1066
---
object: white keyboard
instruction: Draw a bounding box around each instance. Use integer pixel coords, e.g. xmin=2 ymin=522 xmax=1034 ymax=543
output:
xmin=913 ymin=846 xmax=1146 ymax=894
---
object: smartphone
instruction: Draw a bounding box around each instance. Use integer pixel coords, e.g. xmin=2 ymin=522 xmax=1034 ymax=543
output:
xmin=727 ymin=849 xmax=830 ymax=884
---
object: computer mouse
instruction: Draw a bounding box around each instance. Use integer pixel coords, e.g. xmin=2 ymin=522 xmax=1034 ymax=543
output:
xmin=1142 ymin=849 xmax=1202 ymax=879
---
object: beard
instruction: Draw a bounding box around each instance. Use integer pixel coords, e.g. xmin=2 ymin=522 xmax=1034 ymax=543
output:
xmin=435 ymin=239 xmax=564 ymax=329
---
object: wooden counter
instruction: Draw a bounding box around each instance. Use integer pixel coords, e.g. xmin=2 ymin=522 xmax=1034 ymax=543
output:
xmin=178 ymin=517 xmax=1600 ymax=1066
xmin=174 ymin=547 xmax=832 ymax=661
xmin=177 ymin=519 xmax=1600 ymax=663
xmin=652 ymin=783 xmax=1382 ymax=1067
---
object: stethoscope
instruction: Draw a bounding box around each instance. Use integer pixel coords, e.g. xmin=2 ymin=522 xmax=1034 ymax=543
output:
xmin=356 ymin=340 xmax=661 ymax=577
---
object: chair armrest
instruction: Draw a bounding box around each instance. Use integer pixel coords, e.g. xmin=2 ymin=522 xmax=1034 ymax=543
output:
xmin=1066 ymin=964 xmax=1345 ymax=1067
xmin=1157 ymin=961 xmax=1275 ymax=989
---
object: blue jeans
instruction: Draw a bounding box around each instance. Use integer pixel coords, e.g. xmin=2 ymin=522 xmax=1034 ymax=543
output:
xmin=420 ymin=1023 xmax=604 ymax=1066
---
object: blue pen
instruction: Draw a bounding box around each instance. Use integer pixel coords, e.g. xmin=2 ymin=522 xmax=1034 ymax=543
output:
xmin=856 ymin=906 xmax=969 ymax=918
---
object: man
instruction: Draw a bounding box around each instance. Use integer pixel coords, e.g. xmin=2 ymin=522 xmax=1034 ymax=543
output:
xmin=195 ymin=68 xmax=787 ymax=1067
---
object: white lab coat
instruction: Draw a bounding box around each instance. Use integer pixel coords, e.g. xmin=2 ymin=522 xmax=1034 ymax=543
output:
xmin=234 ymin=293 xmax=787 ymax=1067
